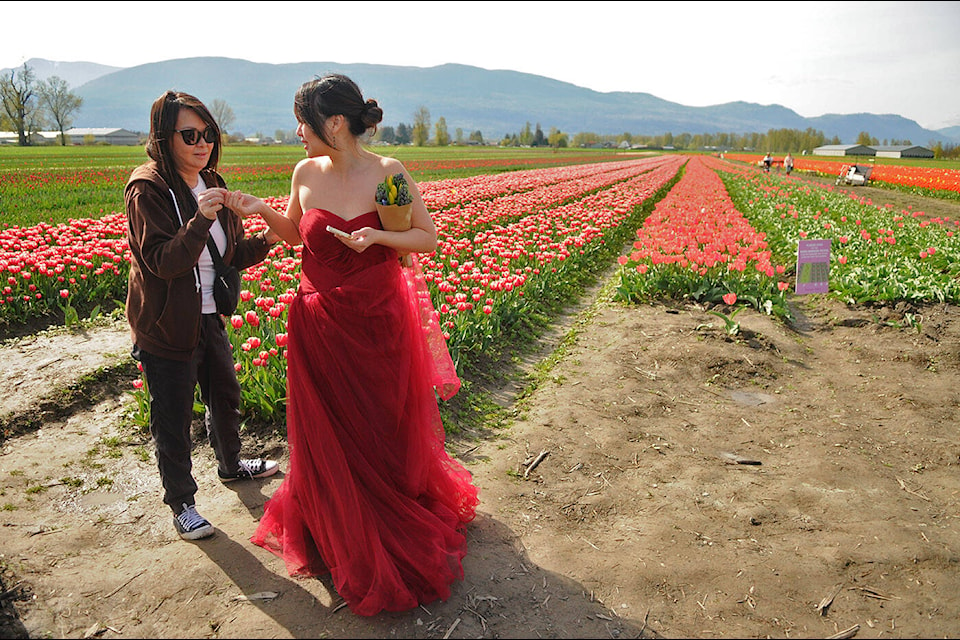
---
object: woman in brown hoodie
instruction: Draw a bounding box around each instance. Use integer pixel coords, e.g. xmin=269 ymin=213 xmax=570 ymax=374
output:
xmin=125 ymin=90 xmax=279 ymax=540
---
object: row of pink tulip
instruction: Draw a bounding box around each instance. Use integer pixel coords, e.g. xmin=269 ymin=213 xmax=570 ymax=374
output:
xmin=616 ymin=155 xmax=791 ymax=317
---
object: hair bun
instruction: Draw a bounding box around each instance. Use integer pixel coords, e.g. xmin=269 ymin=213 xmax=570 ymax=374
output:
xmin=362 ymin=99 xmax=383 ymax=127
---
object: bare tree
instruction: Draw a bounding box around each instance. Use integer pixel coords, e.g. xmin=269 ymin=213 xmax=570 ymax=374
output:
xmin=412 ymin=106 xmax=430 ymax=147
xmin=210 ymin=99 xmax=236 ymax=138
xmin=0 ymin=64 xmax=41 ymax=146
xmin=434 ymin=116 xmax=449 ymax=146
xmin=38 ymin=76 xmax=83 ymax=146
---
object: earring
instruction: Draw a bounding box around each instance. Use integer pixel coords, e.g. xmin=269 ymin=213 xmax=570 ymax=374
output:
xmin=332 ymin=135 xmax=337 ymax=149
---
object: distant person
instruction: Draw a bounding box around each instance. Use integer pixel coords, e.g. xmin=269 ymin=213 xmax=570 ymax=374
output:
xmin=784 ymin=153 xmax=795 ymax=175
xmin=763 ymin=152 xmax=772 ymax=172
xmin=124 ymin=90 xmax=280 ymax=541
xmin=227 ymin=73 xmax=478 ymax=616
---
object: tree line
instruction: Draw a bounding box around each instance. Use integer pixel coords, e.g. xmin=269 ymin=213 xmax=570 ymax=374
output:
xmin=370 ymin=110 xmax=959 ymax=159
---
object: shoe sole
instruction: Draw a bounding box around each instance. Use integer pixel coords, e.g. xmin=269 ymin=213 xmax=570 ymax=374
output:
xmin=176 ymin=523 xmax=214 ymax=540
xmin=180 ymin=527 xmax=213 ymax=540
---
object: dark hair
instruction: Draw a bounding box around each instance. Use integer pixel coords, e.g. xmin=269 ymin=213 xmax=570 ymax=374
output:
xmin=294 ymin=74 xmax=383 ymax=147
xmin=144 ymin=91 xmax=221 ymax=201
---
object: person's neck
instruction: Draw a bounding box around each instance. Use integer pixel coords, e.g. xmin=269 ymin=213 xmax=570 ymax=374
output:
xmin=328 ymin=142 xmax=368 ymax=172
xmin=177 ymin=169 xmax=202 ymax=190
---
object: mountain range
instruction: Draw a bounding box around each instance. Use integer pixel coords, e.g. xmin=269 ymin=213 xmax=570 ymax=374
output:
xmin=7 ymin=57 xmax=959 ymax=145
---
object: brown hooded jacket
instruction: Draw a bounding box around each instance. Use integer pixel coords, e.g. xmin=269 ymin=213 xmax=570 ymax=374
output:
xmin=124 ymin=162 xmax=271 ymax=360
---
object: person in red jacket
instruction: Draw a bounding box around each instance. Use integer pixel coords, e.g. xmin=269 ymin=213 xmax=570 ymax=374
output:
xmin=125 ymin=90 xmax=279 ymax=541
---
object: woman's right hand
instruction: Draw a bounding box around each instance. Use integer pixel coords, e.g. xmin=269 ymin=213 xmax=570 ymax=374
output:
xmin=223 ymin=190 xmax=264 ymax=219
xmin=197 ymin=188 xmax=226 ymax=220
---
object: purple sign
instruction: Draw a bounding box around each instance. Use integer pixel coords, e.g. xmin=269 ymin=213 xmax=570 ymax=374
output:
xmin=796 ymin=239 xmax=831 ymax=294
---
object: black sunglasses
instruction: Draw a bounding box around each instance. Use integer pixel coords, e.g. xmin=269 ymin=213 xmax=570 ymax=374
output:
xmin=174 ymin=127 xmax=217 ymax=145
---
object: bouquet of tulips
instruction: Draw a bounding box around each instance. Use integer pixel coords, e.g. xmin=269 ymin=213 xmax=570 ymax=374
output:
xmin=376 ymin=172 xmax=411 ymax=207
xmin=375 ymin=173 xmax=414 ymax=265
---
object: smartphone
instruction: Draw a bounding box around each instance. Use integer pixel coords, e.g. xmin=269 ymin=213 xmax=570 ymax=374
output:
xmin=326 ymin=225 xmax=353 ymax=240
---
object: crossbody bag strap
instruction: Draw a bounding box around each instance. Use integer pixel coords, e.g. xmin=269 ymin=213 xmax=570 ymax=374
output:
xmin=206 ymin=235 xmax=226 ymax=270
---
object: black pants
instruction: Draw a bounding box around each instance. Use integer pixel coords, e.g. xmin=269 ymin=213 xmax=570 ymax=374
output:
xmin=133 ymin=314 xmax=242 ymax=513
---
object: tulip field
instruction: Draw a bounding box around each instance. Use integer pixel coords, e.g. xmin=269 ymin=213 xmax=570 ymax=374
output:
xmin=0 ymin=146 xmax=625 ymax=226
xmin=724 ymin=152 xmax=960 ymax=200
xmin=616 ymin=155 xmax=960 ymax=320
xmin=223 ymin=155 xmax=684 ymax=421
xmin=2 ymin=149 xmax=959 ymax=429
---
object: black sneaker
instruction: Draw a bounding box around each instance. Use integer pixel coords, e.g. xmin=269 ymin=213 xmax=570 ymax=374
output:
xmin=218 ymin=458 xmax=279 ymax=483
xmin=174 ymin=503 xmax=214 ymax=540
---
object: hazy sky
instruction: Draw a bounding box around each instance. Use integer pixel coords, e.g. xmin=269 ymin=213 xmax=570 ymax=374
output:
xmin=4 ymin=1 xmax=959 ymax=130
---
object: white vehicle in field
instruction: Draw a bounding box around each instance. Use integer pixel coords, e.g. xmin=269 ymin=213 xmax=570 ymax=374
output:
xmin=836 ymin=163 xmax=872 ymax=186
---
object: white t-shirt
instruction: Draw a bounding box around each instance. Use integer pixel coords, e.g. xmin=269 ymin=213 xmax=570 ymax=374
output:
xmin=191 ymin=177 xmax=228 ymax=315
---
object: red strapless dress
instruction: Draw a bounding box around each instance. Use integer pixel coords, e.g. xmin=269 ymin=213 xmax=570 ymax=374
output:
xmin=251 ymin=209 xmax=477 ymax=616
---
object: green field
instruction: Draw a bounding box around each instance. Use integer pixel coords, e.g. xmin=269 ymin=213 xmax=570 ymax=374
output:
xmin=0 ymin=145 xmax=626 ymax=226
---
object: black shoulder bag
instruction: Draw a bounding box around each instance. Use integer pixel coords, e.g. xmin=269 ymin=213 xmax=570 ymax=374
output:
xmin=207 ymin=236 xmax=241 ymax=316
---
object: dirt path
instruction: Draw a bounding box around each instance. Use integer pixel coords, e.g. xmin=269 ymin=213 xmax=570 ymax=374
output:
xmin=2 ymin=175 xmax=960 ymax=638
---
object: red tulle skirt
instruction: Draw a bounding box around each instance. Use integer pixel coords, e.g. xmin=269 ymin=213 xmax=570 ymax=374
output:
xmin=251 ymin=209 xmax=477 ymax=616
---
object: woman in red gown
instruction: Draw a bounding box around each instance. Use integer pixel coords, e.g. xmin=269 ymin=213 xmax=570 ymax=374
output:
xmin=228 ymin=74 xmax=478 ymax=615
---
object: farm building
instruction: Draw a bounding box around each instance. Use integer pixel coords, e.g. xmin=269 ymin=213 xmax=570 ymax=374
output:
xmin=0 ymin=128 xmax=140 ymax=145
xmin=0 ymin=132 xmax=44 ymax=145
xmin=63 ymin=128 xmax=140 ymax=145
xmin=873 ymin=145 xmax=934 ymax=159
xmin=812 ymin=144 xmax=876 ymax=157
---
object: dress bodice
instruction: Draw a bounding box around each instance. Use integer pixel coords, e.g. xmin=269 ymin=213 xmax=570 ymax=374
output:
xmin=299 ymin=208 xmax=396 ymax=292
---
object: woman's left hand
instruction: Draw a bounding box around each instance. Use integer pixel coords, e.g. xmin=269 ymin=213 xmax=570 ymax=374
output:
xmin=341 ymin=227 xmax=377 ymax=252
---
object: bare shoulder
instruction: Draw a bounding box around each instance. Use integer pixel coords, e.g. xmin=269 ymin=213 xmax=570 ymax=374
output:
xmin=376 ymin=154 xmax=406 ymax=176
xmin=295 ymin=156 xmax=330 ymax=173
xmin=293 ymin=156 xmax=330 ymax=181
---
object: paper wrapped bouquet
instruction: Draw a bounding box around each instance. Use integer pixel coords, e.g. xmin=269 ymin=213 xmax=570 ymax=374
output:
xmin=375 ymin=173 xmax=414 ymax=265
